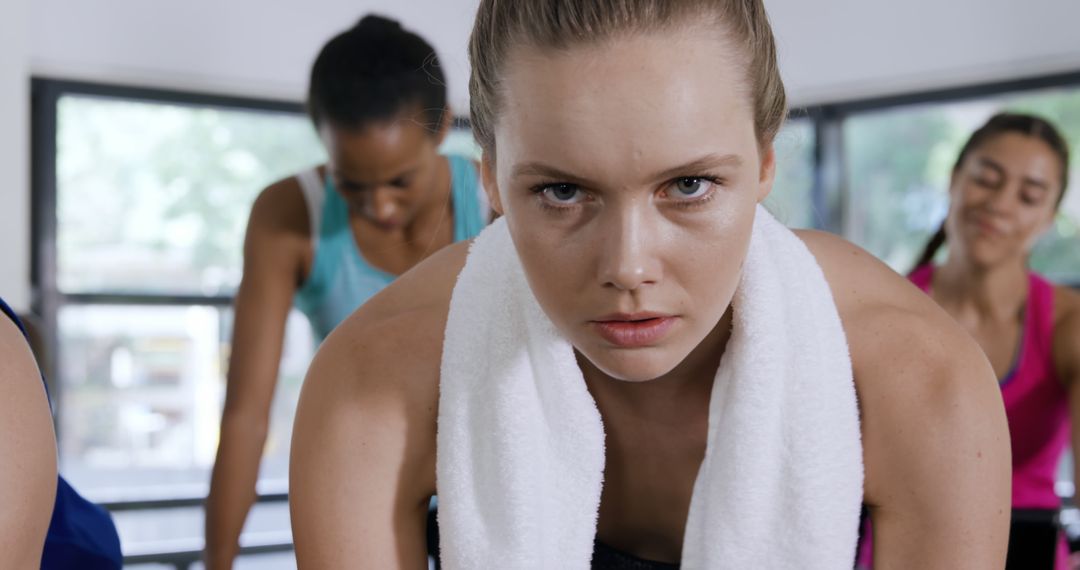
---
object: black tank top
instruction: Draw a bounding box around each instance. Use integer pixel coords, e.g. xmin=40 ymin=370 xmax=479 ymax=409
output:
xmin=592 ymin=540 xmax=680 ymax=570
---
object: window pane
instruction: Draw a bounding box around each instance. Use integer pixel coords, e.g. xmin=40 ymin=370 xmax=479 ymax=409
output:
xmin=768 ymin=118 xmax=818 ymax=229
xmin=844 ymin=85 xmax=1080 ymax=278
xmin=58 ymin=304 xmax=313 ymax=499
xmin=56 ymin=95 xmax=326 ymax=295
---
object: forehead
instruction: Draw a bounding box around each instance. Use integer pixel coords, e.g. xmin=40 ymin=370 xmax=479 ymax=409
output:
xmin=494 ymin=27 xmax=757 ymax=180
xmin=968 ymin=132 xmax=1063 ymax=182
xmin=322 ymin=119 xmax=434 ymax=181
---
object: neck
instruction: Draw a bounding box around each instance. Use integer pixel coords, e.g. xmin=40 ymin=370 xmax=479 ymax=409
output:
xmin=934 ymin=254 xmax=1028 ymax=323
xmin=388 ymin=155 xmax=452 ymax=244
xmin=581 ymin=308 xmax=731 ymax=423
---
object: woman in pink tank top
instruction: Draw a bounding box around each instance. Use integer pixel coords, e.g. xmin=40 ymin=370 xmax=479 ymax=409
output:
xmin=857 ymin=113 xmax=1075 ymax=569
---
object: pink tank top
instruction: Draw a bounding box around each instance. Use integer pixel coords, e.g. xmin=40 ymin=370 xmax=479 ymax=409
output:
xmin=856 ymin=265 xmax=1069 ymax=569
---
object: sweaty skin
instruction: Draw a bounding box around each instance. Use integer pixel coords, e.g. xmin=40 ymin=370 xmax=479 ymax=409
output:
xmin=0 ymin=315 xmax=58 ymax=570
xmin=290 ymin=27 xmax=1009 ymax=569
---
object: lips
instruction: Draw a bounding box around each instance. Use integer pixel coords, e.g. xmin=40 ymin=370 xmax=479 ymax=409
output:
xmin=969 ymin=215 xmax=1006 ymax=237
xmin=590 ymin=313 xmax=677 ymax=348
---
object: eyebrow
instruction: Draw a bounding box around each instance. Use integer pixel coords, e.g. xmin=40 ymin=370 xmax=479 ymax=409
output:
xmin=511 ymin=153 xmax=744 ymax=186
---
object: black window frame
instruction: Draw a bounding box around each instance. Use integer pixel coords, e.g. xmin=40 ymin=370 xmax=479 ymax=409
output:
xmin=30 ymin=78 xmax=316 ymax=568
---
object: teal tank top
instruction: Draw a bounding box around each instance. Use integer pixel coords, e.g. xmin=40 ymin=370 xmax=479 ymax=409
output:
xmin=294 ymin=154 xmax=486 ymax=341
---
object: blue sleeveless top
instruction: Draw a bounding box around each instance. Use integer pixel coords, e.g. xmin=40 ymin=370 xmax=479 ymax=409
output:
xmin=0 ymin=298 xmax=123 ymax=569
xmin=294 ymin=154 xmax=486 ymax=340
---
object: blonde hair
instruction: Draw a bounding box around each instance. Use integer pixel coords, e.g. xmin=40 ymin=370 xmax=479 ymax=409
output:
xmin=468 ymin=0 xmax=787 ymax=154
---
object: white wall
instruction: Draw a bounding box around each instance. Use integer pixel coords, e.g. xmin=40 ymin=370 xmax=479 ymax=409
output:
xmin=29 ymin=0 xmax=480 ymax=111
xmin=27 ymin=0 xmax=1080 ymax=110
xmin=0 ymin=0 xmax=30 ymax=312
xmin=770 ymin=0 xmax=1080 ymax=105
xmin=4 ymin=0 xmax=1080 ymax=307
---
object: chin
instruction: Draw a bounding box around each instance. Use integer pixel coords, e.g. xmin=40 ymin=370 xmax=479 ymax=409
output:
xmin=579 ymin=345 xmax=684 ymax=383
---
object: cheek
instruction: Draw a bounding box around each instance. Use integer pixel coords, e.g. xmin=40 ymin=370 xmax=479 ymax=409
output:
xmin=956 ymin=183 xmax=986 ymax=207
xmin=675 ymin=218 xmax=752 ymax=302
xmin=1019 ymin=208 xmax=1054 ymax=237
xmin=947 ymin=185 xmax=982 ymax=228
xmin=512 ymin=224 xmax=590 ymax=302
xmin=403 ymin=185 xmax=424 ymax=206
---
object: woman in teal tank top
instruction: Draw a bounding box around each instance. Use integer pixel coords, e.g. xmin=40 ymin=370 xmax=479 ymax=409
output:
xmin=204 ymin=15 xmax=487 ymax=569
xmin=295 ymin=153 xmax=486 ymax=340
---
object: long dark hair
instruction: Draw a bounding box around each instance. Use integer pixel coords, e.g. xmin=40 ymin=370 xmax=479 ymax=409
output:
xmin=911 ymin=112 xmax=1071 ymax=271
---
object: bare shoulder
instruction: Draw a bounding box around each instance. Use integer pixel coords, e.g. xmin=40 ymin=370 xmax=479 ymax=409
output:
xmin=797 ymin=230 xmax=996 ymax=415
xmin=240 ymin=175 xmax=318 ymax=287
xmin=795 ymin=230 xmax=1009 ymax=564
xmin=0 ymin=314 xmax=55 ymax=456
xmin=0 ymin=315 xmax=56 ymax=453
xmin=794 ymin=230 xmax=1000 ymax=414
xmin=0 ymin=316 xmax=58 ymax=567
xmin=248 ymin=175 xmax=312 ymax=240
xmin=794 ymin=229 xmax=987 ymax=377
xmin=290 ymin=241 xmax=470 ymax=559
xmin=295 ymin=239 xmax=471 ymax=451
xmin=0 ymin=316 xmax=46 ymax=402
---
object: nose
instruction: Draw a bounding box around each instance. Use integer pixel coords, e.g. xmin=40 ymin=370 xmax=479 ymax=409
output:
xmin=368 ymin=187 xmax=400 ymax=223
xmin=982 ymin=182 xmax=1029 ymax=219
xmin=597 ymin=205 xmax=662 ymax=291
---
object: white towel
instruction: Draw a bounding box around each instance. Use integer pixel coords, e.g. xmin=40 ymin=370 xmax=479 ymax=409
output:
xmin=437 ymin=205 xmax=863 ymax=569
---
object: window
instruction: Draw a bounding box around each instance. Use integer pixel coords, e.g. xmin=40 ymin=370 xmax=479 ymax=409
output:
xmin=768 ymin=118 xmax=818 ymax=229
xmin=48 ymin=90 xmax=322 ymax=498
xmin=55 ymin=94 xmax=327 ymax=296
xmin=34 ymin=81 xmax=330 ymax=564
xmin=56 ymin=305 xmax=313 ymax=493
xmin=52 ymin=93 xmax=325 ymax=498
xmin=34 ymin=80 xmax=487 ymax=565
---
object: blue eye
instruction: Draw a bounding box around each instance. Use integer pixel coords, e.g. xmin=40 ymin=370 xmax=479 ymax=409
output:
xmin=541 ymin=184 xmax=585 ymax=204
xmin=669 ymin=177 xmax=714 ymax=200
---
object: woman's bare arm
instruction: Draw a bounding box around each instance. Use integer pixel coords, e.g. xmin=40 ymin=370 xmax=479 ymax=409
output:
xmin=803 ymin=231 xmax=1011 ymax=569
xmin=0 ymin=315 xmax=58 ymax=569
xmin=205 ymin=180 xmax=308 ymax=568
xmin=290 ymin=241 xmax=467 ymax=569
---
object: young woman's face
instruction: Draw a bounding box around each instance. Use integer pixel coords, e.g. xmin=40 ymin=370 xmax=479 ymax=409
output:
xmin=485 ymin=27 xmax=775 ymax=382
xmin=320 ymin=116 xmax=446 ymax=231
xmin=945 ymin=132 xmax=1064 ymax=269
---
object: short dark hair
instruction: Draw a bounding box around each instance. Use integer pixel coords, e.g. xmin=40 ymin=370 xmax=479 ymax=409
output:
xmin=307 ymin=15 xmax=447 ymax=132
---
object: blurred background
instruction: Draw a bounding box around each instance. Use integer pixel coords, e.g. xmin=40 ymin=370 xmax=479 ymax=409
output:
xmin=1 ymin=0 xmax=1079 ymax=568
